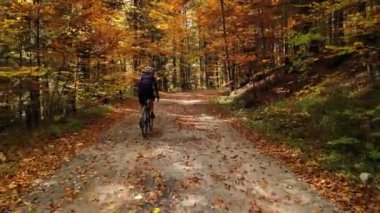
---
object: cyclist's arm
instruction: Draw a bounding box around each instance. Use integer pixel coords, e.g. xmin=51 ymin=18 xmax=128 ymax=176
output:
xmin=153 ymin=76 xmax=159 ymax=98
xmin=137 ymin=77 xmax=142 ymax=91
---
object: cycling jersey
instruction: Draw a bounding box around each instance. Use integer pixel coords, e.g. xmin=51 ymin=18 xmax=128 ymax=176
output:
xmin=137 ymin=72 xmax=159 ymax=105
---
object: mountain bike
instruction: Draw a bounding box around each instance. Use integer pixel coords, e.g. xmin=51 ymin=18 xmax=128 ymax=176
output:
xmin=140 ymin=99 xmax=153 ymax=138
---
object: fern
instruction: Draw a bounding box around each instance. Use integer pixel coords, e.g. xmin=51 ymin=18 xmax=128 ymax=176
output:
xmin=368 ymin=150 xmax=380 ymax=161
xmin=327 ymin=137 xmax=360 ymax=146
xmin=289 ymin=28 xmax=325 ymax=47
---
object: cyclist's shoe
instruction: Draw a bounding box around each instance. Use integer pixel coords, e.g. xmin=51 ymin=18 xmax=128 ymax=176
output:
xmin=151 ymin=112 xmax=155 ymax=119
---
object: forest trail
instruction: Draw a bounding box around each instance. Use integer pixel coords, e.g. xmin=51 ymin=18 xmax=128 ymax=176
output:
xmin=16 ymin=91 xmax=339 ymax=213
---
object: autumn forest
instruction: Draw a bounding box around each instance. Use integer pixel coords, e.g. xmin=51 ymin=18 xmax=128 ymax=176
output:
xmin=1 ymin=0 xmax=380 ymax=212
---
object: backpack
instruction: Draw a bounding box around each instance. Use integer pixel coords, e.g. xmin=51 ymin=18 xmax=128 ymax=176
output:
xmin=139 ymin=73 xmax=155 ymax=89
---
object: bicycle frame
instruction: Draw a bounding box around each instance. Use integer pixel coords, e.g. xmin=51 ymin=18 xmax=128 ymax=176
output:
xmin=140 ymin=99 xmax=153 ymax=138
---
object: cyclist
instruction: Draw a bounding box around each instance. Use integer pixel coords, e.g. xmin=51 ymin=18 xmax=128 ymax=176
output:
xmin=137 ymin=66 xmax=159 ymax=119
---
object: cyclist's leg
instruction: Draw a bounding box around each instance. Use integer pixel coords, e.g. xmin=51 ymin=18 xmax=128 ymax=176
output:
xmin=149 ymin=98 xmax=154 ymax=113
xmin=138 ymin=92 xmax=145 ymax=107
xmin=147 ymin=92 xmax=155 ymax=119
xmin=138 ymin=94 xmax=147 ymax=126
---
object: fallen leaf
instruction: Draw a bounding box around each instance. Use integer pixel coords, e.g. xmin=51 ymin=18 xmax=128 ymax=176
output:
xmin=8 ymin=182 xmax=17 ymax=190
xmin=148 ymin=191 xmax=159 ymax=203
xmin=134 ymin=194 xmax=143 ymax=200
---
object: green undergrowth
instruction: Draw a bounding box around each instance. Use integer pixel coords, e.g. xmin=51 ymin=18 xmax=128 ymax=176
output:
xmin=215 ymin=86 xmax=380 ymax=182
xmin=0 ymin=105 xmax=113 ymax=175
xmin=45 ymin=105 xmax=113 ymax=138
xmin=3 ymin=105 xmax=113 ymax=144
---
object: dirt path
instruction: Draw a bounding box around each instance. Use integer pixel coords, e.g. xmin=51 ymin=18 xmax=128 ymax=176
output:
xmin=16 ymin=91 xmax=340 ymax=213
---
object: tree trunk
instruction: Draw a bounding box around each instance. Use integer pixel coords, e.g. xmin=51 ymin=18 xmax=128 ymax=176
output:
xmin=172 ymin=56 xmax=177 ymax=89
xmin=219 ymin=0 xmax=232 ymax=87
xmin=180 ymin=57 xmax=186 ymax=90
xmin=28 ymin=0 xmax=42 ymax=128
xmin=132 ymin=0 xmax=140 ymax=72
xmin=333 ymin=9 xmax=344 ymax=45
xmin=19 ymin=44 xmax=23 ymax=67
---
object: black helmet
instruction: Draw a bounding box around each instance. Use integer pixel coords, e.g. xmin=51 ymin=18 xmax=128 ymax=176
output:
xmin=143 ymin=66 xmax=154 ymax=74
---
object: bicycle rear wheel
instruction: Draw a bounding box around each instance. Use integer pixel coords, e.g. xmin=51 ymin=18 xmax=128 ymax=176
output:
xmin=149 ymin=112 xmax=153 ymax=132
xmin=141 ymin=107 xmax=149 ymax=138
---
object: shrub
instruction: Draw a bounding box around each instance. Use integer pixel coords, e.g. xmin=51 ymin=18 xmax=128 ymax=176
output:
xmin=289 ymin=28 xmax=325 ymax=48
xmin=85 ymin=105 xmax=113 ymax=118
xmin=327 ymin=137 xmax=361 ymax=152
xmin=319 ymin=151 xmax=346 ymax=171
xmin=47 ymin=124 xmax=62 ymax=138
xmin=368 ymin=150 xmax=380 ymax=161
xmin=67 ymin=118 xmax=84 ymax=132
xmin=215 ymin=84 xmax=380 ymax=178
xmin=212 ymin=97 xmax=242 ymax=110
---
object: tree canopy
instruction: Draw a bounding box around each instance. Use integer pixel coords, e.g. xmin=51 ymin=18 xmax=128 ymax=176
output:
xmin=0 ymin=0 xmax=379 ymax=128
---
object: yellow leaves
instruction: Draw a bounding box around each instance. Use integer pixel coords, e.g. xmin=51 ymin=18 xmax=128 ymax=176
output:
xmin=153 ymin=207 xmax=161 ymax=213
xmin=156 ymin=23 xmax=169 ymax=30
xmin=134 ymin=194 xmax=143 ymax=200
xmin=104 ymin=203 xmax=117 ymax=210
xmin=0 ymin=67 xmax=46 ymax=79
xmin=353 ymin=205 xmax=366 ymax=213
xmin=144 ymin=0 xmax=191 ymax=57
xmin=152 ymin=0 xmax=182 ymax=15
xmin=8 ymin=182 xmax=18 ymax=190
xmin=0 ymin=152 xmax=6 ymax=163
